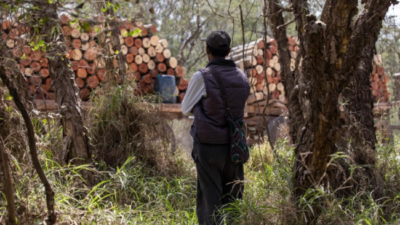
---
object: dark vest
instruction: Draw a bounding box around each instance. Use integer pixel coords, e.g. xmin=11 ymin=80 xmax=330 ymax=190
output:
xmin=190 ymin=59 xmax=250 ymax=144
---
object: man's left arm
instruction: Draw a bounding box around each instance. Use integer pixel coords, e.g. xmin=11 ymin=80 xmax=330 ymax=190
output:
xmin=181 ymin=71 xmax=207 ymax=116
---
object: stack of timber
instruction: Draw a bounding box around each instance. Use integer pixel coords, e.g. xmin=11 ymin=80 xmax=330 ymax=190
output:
xmin=227 ymin=36 xmax=298 ymax=105
xmin=1 ymin=15 xmax=187 ymax=102
xmin=370 ymin=54 xmax=391 ymax=102
xmin=229 ymin=37 xmax=390 ymax=105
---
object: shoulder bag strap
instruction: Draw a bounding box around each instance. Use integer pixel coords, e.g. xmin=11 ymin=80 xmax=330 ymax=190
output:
xmin=207 ymin=66 xmax=234 ymax=120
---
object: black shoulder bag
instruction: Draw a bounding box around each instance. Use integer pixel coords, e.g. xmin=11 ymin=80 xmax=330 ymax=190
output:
xmin=208 ymin=66 xmax=250 ymax=164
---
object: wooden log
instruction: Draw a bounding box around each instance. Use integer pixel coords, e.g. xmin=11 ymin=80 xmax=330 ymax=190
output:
xmin=120 ymin=28 xmax=128 ymax=37
xmin=80 ymin=33 xmax=89 ymax=42
xmin=255 ymin=65 xmax=263 ymax=74
xmin=150 ymin=35 xmax=160 ymax=46
xmin=31 ymin=61 xmax=41 ymax=72
xmin=377 ymin=66 xmax=384 ymax=76
xmin=155 ymin=53 xmax=164 ymax=63
xmin=138 ymin=26 xmax=148 ymax=36
xmin=130 ymin=46 xmax=138 ymax=55
xmin=97 ymin=69 xmax=106 ymax=82
xmin=269 ymin=45 xmax=278 ymax=54
xmin=157 ymin=63 xmax=167 ymax=72
xmin=128 ymin=62 xmax=138 ymax=72
xmin=81 ymin=42 xmax=89 ymax=51
xmin=142 ymin=37 xmax=151 ymax=48
xmin=79 ymin=59 xmax=89 ymax=69
xmin=24 ymin=67 xmax=33 ymax=77
xmin=178 ymin=77 xmax=189 ymax=90
xmin=119 ymin=35 xmax=124 ymax=45
xmin=94 ymin=57 xmax=106 ymax=68
xmin=247 ymin=92 xmax=264 ymax=104
xmin=42 ymin=78 xmax=52 ymax=92
xmin=87 ymin=63 xmax=96 ymax=74
xmin=89 ymin=40 xmax=98 ymax=48
xmin=159 ymin=39 xmax=168 ymax=48
xmin=138 ymin=47 xmax=145 ymax=55
xmin=87 ymin=75 xmax=99 ymax=89
xmin=269 ymin=83 xmax=277 ymax=92
xmin=31 ymin=50 xmax=42 ymax=61
xmin=155 ymin=43 xmax=164 ymax=53
xmin=277 ymin=82 xmax=284 ymax=91
xmin=146 ymin=46 xmax=156 ymax=58
xmin=19 ymin=64 xmax=25 ymax=74
xmin=125 ymin=36 xmax=134 ymax=47
xmin=256 ymin=55 xmax=264 ymax=65
xmin=175 ymin=65 xmax=184 ymax=77
xmin=71 ymin=28 xmax=81 ymax=38
xmin=167 ymin=68 xmax=175 ymax=76
xmin=148 ymin=69 xmax=158 ymax=78
xmin=246 ymin=68 xmax=257 ymax=77
xmin=84 ymin=48 xmax=97 ymax=62
xmin=71 ymin=61 xmax=79 ymax=71
xmin=147 ymin=60 xmax=156 ymax=70
xmin=143 ymin=74 xmax=153 ymax=84
xmin=73 ymin=48 xmax=83 ymax=61
xmin=6 ymin=39 xmax=15 ymax=48
xmin=2 ymin=20 xmax=12 ymax=30
xmin=144 ymin=24 xmax=157 ymax=34
xmin=121 ymin=45 xmax=128 ymax=55
xmin=134 ymin=38 xmax=142 ymax=48
xmin=256 ymin=73 xmax=264 ymax=83
xmin=20 ymin=55 xmax=32 ymax=66
xmin=142 ymin=54 xmax=150 ymax=63
xmin=39 ymin=57 xmax=48 ymax=68
xmin=113 ymin=59 xmax=119 ymax=68
xmin=265 ymin=49 xmax=272 ymax=60
xmin=166 ymin=57 xmax=177 ymax=68
xmin=179 ymin=92 xmax=185 ymax=103
xmin=80 ymin=88 xmax=90 ymax=101
xmin=22 ymin=45 xmax=31 ymax=55
xmin=135 ymin=55 xmax=143 ymax=65
xmin=29 ymin=75 xmax=42 ymax=86
xmin=274 ymin=63 xmax=281 ymax=72
xmin=235 ymin=56 xmax=257 ymax=68
xmin=12 ymin=47 xmax=23 ymax=58
xmin=126 ymin=53 xmax=134 ymax=63
xmin=62 ymin=26 xmax=72 ymax=36
xmin=72 ymin=38 xmax=82 ymax=49
xmin=40 ymin=68 xmax=49 ymax=78
xmin=77 ymin=68 xmax=87 ymax=79
xmin=163 ymin=49 xmax=171 ymax=59
xmin=134 ymin=71 xmax=141 ymax=81
xmin=75 ymin=77 xmax=85 ymax=88
xmin=138 ymin=63 xmax=148 ymax=74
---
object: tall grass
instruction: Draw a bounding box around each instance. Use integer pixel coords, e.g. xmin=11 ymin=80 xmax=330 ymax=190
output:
xmin=1 ymin=84 xmax=400 ymax=224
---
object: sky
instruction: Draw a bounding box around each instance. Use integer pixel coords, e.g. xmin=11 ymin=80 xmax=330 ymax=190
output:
xmin=387 ymin=4 xmax=400 ymax=23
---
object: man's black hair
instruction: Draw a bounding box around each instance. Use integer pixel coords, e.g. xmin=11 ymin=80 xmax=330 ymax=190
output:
xmin=207 ymin=44 xmax=230 ymax=58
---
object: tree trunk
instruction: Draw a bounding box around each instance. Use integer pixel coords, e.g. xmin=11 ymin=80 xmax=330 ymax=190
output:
xmin=34 ymin=2 xmax=92 ymax=179
xmin=268 ymin=0 xmax=397 ymax=222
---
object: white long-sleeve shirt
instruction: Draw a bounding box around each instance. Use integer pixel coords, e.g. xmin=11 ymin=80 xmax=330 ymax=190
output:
xmin=181 ymin=71 xmax=207 ymax=116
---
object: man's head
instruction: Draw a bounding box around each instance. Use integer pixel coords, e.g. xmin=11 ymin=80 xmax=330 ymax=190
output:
xmin=202 ymin=30 xmax=231 ymax=59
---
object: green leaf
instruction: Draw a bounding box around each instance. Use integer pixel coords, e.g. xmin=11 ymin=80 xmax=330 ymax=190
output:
xmin=5 ymin=93 xmax=13 ymax=101
xmin=115 ymin=50 xmax=119 ymax=55
xmin=101 ymin=7 xmax=107 ymax=12
xmin=47 ymin=0 xmax=54 ymax=3
xmin=123 ymin=30 xmax=128 ymax=37
xmin=21 ymin=53 xmax=26 ymax=60
xmin=5 ymin=106 xmax=13 ymax=112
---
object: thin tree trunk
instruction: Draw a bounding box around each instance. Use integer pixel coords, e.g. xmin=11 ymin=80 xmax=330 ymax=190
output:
xmin=0 ymin=139 xmax=16 ymax=225
xmin=0 ymin=66 xmax=57 ymax=224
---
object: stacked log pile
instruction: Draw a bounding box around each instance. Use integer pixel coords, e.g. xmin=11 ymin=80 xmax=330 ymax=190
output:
xmin=228 ymin=36 xmax=299 ymax=104
xmin=371 ymin=54 xmax=391 ymax=102
xmin=1 ymin=15 xmax=187 ymax=102
xmin=229 ymin=37 xmax=390 ymax=104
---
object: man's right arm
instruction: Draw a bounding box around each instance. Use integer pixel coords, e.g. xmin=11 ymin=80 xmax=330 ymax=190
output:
xmin=181 ymin=71 xmax=207 ymax=116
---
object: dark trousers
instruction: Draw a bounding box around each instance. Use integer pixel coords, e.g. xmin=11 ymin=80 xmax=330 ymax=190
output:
xmin=192 ymin=140 xmax=244 ymax=225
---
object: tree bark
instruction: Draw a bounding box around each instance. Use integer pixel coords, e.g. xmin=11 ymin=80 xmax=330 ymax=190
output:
xmin=0 ymin=139 xmax=16 ymax=224
xmin=33 ymin=2 xmax=92 ymax=178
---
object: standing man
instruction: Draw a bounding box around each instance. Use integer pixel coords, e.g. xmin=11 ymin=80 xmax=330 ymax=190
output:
xmin=182 ymin=31 xmax=250 ymax=225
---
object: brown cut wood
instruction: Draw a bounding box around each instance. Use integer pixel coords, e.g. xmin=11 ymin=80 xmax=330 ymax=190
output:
xmin=135 ymin=55 xmax=143 ymax=65
xmin=12 ymin=47 xmax=23 ymax=58
xmin=167 ymin=68 xmax=175 ymax=76
xmin=178 ymin=77 xmax=189 ymax=90
xmin=175 ymin=65 xmax=184 ymax=77
xmin=155 ymin=53 xmax=164 ymax=63
xmin=72 ymin=39 xmax=82 ymax=49
xmin=125 ymin=36 xmax=134 ymax=47
xmin=147 ymin=60 xmax=156 ymax=70
xmin=75 ymin=77 xmax=85 ymax=88
xmin=147 ymin=46 xmax=156 ymax=57
xmin=138 ymin=47 xmax=145 ymax=55
xmin=80 ymin=88 xmax=90 ymax=101
xmin=144 ymin=24 xmax=157 ymax=34
xmin=150 ymin=35 xmax=160 ymax=46
xmin=40 ymin=68 xmax=50 ymax=78
xmin=163 ymin=49 xmax=171 ymax=59
xmin=87 ymin=63 xmax=96 ymax=74
xmin=71 ymin=61 xmax=79 ymax=71
xmin=6 ymin=39 xmax=15 ymax=48
xmin=142 ymin=37 xmax=151 ymax=48
xmin=80 ymin=33 xmax=89 ymax=42
xmin=84 ymin=48 xmax=97 ymax=61
xmin=134 ymin=38 xmax=142 ymax=48
xmin=87 ymin=75 xmax=99 ymax=89
xmin=126 ymin=53 xmax=134 ymax=63
xmin=130 ymin=46 xmax=138 ymax=55
xmin=129 ymin=62 xmax=138 ymax=72
xmin=150 ymin=69 xmax=159 ymax=78
xmin=143 ymin=74 xmax=153 ymax=84
xmin=121 ymin=45 xmax=128 ymax=55
xmin=31 ymin=61 xmax=41 ymax=72
xmin=22 ymin=45 xmax=31 ymax=55
xmin=24 ymin=67 xmax=33 ymax=77
xmin=157 ymin=63 xmax=167 ymax=72
xmin=138 ymin=26 xmax=148 ymax=36
xmin=142 ymin=54 xmax=150 ymax=63
xmin=138 ymin=63 xmax=149 ymax=74
xmin=97 ymin=69 xmax=106 ymax=82
xmin=166 ymin=57 xmax=178 ymax=68
xmin=40 ymin=57 xmax=49 ymax=68
xmin=77 ymin=68 xmax=87 ymax=79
